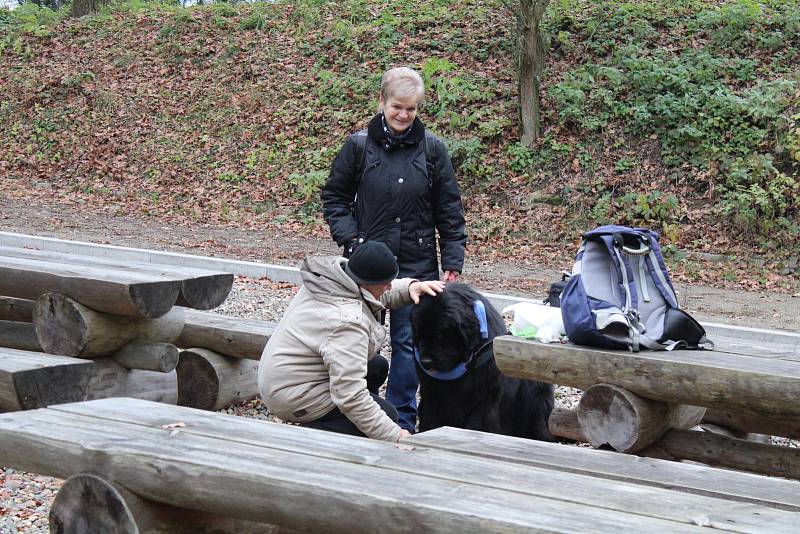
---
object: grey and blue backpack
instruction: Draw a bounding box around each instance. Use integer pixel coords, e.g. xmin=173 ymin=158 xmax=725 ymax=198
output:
xmin=560 ymin=225 xmax=713 ymax=352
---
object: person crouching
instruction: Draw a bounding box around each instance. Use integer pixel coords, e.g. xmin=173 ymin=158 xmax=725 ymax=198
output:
xmin=257 ymin=241 xmax=444 ymax=442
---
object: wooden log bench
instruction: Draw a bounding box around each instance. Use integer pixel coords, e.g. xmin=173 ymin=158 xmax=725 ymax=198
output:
xmin=0 ymin=245 xmax=234 ymax=311
xmin=493 ymin=329 xmax=800 ymax=478
xmin=1 ymin=398 xmax=800 ymax=533
xmin=0 ymin=348 xmax=93 ymax=411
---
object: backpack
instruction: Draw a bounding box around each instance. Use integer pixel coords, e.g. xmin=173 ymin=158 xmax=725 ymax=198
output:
xmin=560 ymin=225 xmax=712 ymax=352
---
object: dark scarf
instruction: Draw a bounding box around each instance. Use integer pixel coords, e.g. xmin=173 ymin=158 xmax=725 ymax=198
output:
xmin=367 ymin=112 xmax=425 ymax=151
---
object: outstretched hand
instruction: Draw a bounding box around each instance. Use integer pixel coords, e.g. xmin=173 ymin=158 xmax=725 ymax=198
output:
xmin=443 ymin=270 xmax=460 ymax=283
xmin=409 ymin=280 xmax=446 ymax=304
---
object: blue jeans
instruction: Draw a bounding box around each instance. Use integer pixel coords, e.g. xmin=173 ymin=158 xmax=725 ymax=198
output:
xmin=386 ymin=304 xmax=418 ymax=431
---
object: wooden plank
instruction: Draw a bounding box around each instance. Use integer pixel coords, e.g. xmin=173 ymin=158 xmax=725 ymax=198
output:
xmin=176 ymin=310 xmax=275 ymax=360
xmin=710 ymin=336 xmax=800 ymax=362
xmin=0 ymin=255 xmax=180 ymax=318
xmin=407 ymin=426 xmax=800 ymax=511
xmin=0 ymin=246 xmax=233 ymax=310
xmin=494 ymin=336 xmax=800 ymax=417
xmin=0 ymin=407 xmax=717 ymax=534
xmin=702 ymin=323 xmax=800 ymax=347
xmin=0 ymin=296 xmax=34 ymax=322
xmin=0 ymin=348 xmax=92 ymax=411
xmin=39 ymin=398 xmax=800 ymax=531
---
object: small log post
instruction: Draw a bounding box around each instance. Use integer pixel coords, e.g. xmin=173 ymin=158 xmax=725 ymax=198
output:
xmin=50 ymin=472 xmax=279 ymax=534
xmin=548 ymin=407 xmax=587 ymax=443
xmin=177 ymin=348 xmax=259 ymax=411
xmin=0 ymin=320 xmax=42 ymax=352
xmin=577 ymin=383 xmax=706 ymax=453
xmin=86 ymin=358 xmax=177 ymax=404
xmin=33 ymin=293 xmax=185 ymax=357
xmin=112 ymin=342 xmax=179 ymax=373
xmin=0 ymin=296 xmax=34 ymax=322
xmin=0 ymin=348 xmax=92 ymax=411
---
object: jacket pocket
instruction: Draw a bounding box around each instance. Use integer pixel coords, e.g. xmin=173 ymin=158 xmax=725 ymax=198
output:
xmin=415 ymin=229 xmax=436 ymax=250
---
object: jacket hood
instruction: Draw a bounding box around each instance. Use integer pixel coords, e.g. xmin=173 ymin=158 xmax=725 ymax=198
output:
xmin=300 ymin=256 xmax=384 ymax=309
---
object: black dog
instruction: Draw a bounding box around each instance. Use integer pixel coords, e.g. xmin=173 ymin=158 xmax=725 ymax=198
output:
xmin=411 ymin=283 xmax=554 ymax=440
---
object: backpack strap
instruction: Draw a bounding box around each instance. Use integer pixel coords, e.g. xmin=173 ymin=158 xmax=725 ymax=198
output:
xmin=353 ymin=130 xmax=368 ymax=190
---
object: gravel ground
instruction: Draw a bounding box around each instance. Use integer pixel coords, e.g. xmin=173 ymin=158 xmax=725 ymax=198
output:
xmin=0 ymin=278 xmax=795 ymax=532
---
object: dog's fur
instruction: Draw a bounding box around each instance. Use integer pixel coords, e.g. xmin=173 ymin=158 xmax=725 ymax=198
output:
xmin=411 ymin=283 xmax=554 ymax=440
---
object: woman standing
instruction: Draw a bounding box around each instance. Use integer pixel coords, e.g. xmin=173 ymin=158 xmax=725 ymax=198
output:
xmin=321 ymin=66 xmax=467 ymax=432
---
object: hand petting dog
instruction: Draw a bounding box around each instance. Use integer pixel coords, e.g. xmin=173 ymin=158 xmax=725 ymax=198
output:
xmin=409 ymin=280 xmax=446 ymax=304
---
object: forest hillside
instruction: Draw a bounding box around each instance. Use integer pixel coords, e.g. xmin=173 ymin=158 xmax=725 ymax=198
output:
xmin=1 ymin=0 xmax=798 ymax=289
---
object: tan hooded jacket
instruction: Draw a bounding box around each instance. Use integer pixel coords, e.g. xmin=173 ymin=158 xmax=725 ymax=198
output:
xmin=257 ymin=256 xmax=414 ymax=442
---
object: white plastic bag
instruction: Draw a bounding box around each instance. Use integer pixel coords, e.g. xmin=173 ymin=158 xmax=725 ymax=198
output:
xmin=502 ymin=302 xmax=566 ymax=343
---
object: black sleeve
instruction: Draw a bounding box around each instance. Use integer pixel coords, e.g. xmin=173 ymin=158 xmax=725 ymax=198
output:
xmin=431 ymin=137 xmax=467 ymax=273
xmin=321 ymin=135 xmax=360 ymax=246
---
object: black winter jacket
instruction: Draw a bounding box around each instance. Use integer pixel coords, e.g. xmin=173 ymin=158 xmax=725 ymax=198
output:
xmin=321 ymin=114 xmax=467 ymax=281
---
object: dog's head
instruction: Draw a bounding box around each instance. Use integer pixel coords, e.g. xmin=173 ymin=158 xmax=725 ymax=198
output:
xmin=411 ymin=283 xmax=505 ymax=372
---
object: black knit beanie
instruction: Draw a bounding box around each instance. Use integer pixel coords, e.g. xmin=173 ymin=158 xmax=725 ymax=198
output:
xmin=345 ymin=241 xmax=399 ymax=285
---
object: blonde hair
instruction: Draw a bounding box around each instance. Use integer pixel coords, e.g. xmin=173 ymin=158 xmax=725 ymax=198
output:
xmin=380 ymin=67 xmax=425 ymax=103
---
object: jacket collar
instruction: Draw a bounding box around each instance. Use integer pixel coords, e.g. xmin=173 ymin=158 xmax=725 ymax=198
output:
xmin=367 ymin=113 xmax=425 ymax=150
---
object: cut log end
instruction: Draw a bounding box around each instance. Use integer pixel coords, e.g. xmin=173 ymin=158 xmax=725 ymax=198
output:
xmin=176 ymin=349 xmax=221 ymax=411
xmin=33 ymin=293 xmax=89 ymax=357
xmin=176 ymin=274 xmax=234 ymax=310
xmin=112 ymin=342 xmax=180 ymax=373
xmin=128 ymin=280 xmax=181 ymax=319
xmin=577 ymin=383 xmax=705 ymax=454
xmin=49 ymin=473 xmax=138 ymax=534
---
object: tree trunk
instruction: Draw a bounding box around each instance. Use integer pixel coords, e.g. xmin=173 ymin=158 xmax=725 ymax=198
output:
xmin=577 ymin=383 xmax=706 ymax=453
xmin=703 ymin=408 xmax=800 ymax=441
xmin=72 ymin=0 xmax=110 ymax=17
xmin=177 ymin=348 xmax=259 ymax=411
xmin=33 ymin=293 xmax=184 ymax=358
xmin=516 ymin=0 xmax=549 ymax=146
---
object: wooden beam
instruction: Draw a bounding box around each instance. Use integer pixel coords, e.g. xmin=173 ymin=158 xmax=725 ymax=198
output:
xmin=0 ymin=348 xmax=92 ymax=411
xmin=408 ymin=425 xmax=800 ymax=511
xmin=0 ymin=296 xmax=34 ymax=322
xmin=112 ymin=342 xmax=179 ymax=373
xmin=34 ymin=293 xmax=185 ymax=357
xmin=176 ymin=348 xmax=258 ymax=410
xmin=494 ymin=335 xmax=800 ymax=418
xmin=0 ymin=246 xmax=233 ymax=311
xmin=577 ymin=384 xmax=705 ymax=453
xmin=0 ymin=320 xmax=42 ymax=352
xmin=3 ymin=398 xmax=798 ymax=532
xmin=0 ymin=255 xmax=181 ymax=318
xmin=176 ymin=310 xmax=275 ymax=360
xmin=546 ymin=408 xmax=800 ymax=480
xmin=640 ymin=428 xmax=800 ymax=480
xmin=86 ymin=358 xmax=177 ymax=404
xmin=703 ymin=408 xmax=800 ymax=441
xmin=50 ymin=472 xmax=278 ymax=534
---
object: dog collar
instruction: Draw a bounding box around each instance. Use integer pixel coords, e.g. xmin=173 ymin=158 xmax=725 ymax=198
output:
xmin=414 ymin=337 xmax=498 ymax=381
